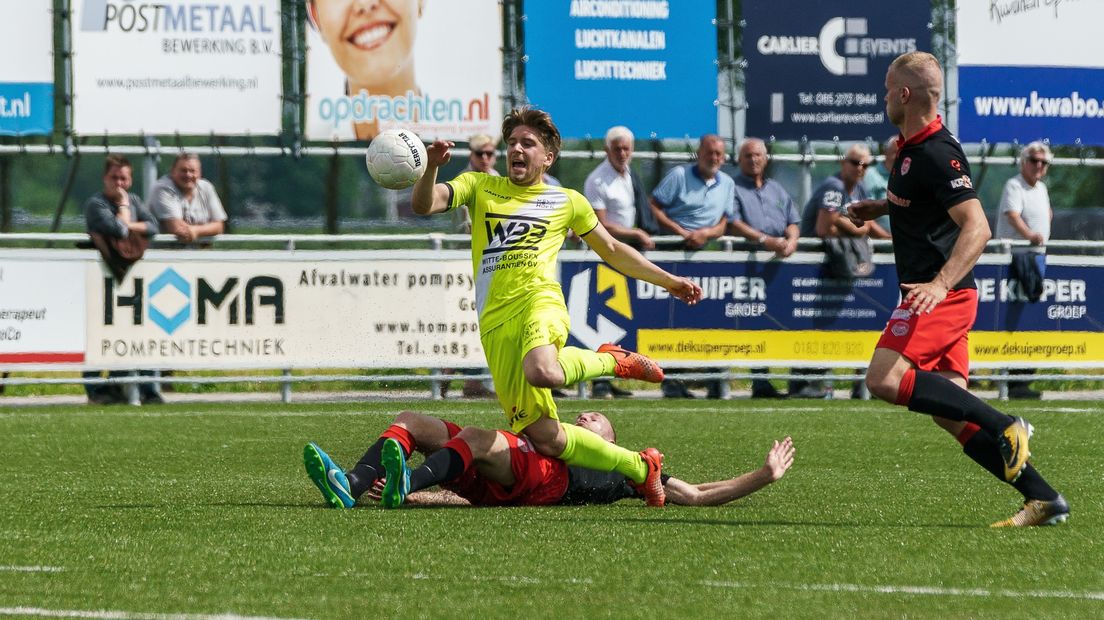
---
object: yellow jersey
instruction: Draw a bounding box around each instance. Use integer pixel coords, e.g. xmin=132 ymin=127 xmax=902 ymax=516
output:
xmin=446 ymin=172 xmax=599 ymax=333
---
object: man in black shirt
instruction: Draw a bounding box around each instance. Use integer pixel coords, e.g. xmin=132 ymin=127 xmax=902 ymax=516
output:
xmin=848 ymin=52 xmax=1067 ymax=527
xmin=304 ymin=410 xmax=794 ymax=508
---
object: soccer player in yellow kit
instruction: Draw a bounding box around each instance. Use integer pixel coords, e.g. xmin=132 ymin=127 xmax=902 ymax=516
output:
xmin=404 ymin=108 xmax=703 ymax=507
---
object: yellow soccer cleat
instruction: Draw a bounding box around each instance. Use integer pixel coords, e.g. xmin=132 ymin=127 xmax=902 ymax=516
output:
xmin=997 ymin=416 xmax=1033 ymax=482
xmin=991 ymin=495 xmax=1069 ymax=528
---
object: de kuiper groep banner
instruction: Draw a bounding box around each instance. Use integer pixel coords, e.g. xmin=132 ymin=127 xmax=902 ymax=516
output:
xmin=957 ymin=1 xmax=1104 ymax=146
xmin=0 ymin=0 xmax=53 ymax=135
xmin=71 ymin=0 xmax=282 ymax=135
xmin=561 ymin=254 xmax=1104 ymax=368
xmin=742 ymin=0 xmax=929 ymax=141
xmin=523 ymin=0 xmax=717 ymax=139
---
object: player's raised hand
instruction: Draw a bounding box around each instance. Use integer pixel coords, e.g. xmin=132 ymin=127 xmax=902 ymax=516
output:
xmin=667 ymin=276 xmax=703 ymax=305
xmin=764 ymin=436 xmax=795 ymax=481
xmin=425 ymin=140 xmax=455 ymax=167
xmin=901 ymin=280 xmax=948 ymax=314
xmin=365 ymin=478 xmax=385 ymax=503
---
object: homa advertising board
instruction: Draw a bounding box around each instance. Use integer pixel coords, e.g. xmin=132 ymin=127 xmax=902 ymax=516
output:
xmin=82 ymin=251 xmax=485 ymax=370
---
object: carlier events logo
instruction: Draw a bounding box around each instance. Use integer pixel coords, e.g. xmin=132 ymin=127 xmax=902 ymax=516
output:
xmin=104 ymin=267 xmax=284 ymax=335
xmin=80 ymin=0 xmax=274 ymax=33
xmin=756 ymin=17 xmax=917 ymax=76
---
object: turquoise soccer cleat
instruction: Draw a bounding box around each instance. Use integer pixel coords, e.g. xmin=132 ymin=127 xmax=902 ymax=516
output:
xmin=380 ymin=438 xmax=411 ymax=509
xmin=303 ymin=442 xmax=355 ymax=509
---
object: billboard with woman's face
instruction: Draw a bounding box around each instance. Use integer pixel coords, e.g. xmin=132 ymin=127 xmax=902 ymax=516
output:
xmin=305 ymin=0 xmax=503 ymax=142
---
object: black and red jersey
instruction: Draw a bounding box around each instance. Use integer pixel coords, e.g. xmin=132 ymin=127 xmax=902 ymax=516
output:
xmin=886 ymin=117 xmax=979 ymax=290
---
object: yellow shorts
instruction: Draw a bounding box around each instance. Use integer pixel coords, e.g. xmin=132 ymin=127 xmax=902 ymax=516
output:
xmin=481 ymin=303 xmax=569 ymax=433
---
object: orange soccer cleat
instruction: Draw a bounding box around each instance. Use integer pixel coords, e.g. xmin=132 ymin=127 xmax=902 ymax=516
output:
xmin=598 ymin=343 xmax=664 ymax=383
xmin=631 ymin=447 xmax=666 ymax=507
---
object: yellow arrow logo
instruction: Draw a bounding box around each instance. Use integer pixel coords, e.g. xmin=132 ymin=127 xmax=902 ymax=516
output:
xmin=596 ymin=264 xmax=633 ymax=320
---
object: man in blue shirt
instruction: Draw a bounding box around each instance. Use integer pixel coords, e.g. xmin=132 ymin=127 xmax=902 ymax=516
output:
xmin=649 ymin=134 xmax=734 ymax=250
xmin=648 ymin=135 xmax=735 ymax=398
xmin=726 ymin=138 xmax=801 ymax=398
xmin=728 ymin=138 xmax=800 ymax=255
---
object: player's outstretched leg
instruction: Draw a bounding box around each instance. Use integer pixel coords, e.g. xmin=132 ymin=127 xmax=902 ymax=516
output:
xmin=598 ymin=343 xmax=664 ymax=383
xmin=380 ymin=438 xmax=411 ymax=509
xmin=997 ymin=416 xmax=1033 ymax=482
xmin=629 ymin=447 xmax=666 ymax=507
xmin=303 ymin=442 xmax=355 ymax=509
xmin=991 ymin=494 xmax=1070 ymax=528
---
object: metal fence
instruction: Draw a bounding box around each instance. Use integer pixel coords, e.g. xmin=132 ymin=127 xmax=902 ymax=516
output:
xmin=3 ymin=232 xmax=1103 ymax=403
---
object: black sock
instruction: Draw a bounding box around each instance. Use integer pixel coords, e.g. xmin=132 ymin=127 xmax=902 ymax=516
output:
xmin=962 ymin=430 xmax=1059 ymax=501
xmin=909 ymin=371 xmax=1013 ymax=435
xmin=409 ymin=447 xmax=467 ymax=493
xmin=346 ymin=438 xmax=388 ymax=499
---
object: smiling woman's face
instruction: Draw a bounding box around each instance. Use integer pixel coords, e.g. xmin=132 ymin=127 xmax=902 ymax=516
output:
xmin=311 ymin=0 xmax=421 ymax=92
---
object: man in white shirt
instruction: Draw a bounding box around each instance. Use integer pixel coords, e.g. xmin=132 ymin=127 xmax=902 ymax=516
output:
xmin=148 ymin=153 xmax=227 ymax=243
xmin=996 ymin=141 xmax=1054 ymax=399
xmin=584 ymin=126 xmax=655 ymax=251
xmin=583 ymin=126 xmax=656 ymax=399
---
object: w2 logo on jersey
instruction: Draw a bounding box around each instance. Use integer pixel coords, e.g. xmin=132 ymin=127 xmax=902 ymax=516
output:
xmin=482 ymin=213 xmax=548 ymax=254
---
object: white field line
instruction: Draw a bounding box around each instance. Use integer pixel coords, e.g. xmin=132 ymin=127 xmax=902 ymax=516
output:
xmin=0 ymin=566 xmax=63 ymax=573
xmin=412 ymin=573 xmax=593 ymax=586
xmin=701 ymin=580 xmax=1104 ymax=601
xmin=0 ymin=607 xmax=311 ymax=620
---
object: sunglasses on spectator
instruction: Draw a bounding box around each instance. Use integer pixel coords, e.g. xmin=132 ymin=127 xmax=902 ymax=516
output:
xmin=473 ymin=151 xmax=496 ymax=158
xmin=845 ymin=158 xmax=869 ymax=168
xmin=1027 ymin=156 xmax=1050 ymax=166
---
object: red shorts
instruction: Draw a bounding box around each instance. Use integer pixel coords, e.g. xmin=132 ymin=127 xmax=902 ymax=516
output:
xmin=442 ymin=430 xmax=569 ymax=507
xmin=876 ymin=288 xmax=977 ymax=379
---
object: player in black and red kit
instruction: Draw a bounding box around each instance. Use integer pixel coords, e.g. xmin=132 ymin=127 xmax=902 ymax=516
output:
xmin=848 ymin=51 xmax=1067 ymax=527
xmin=304 ymin=410 xmax=794 ymax=509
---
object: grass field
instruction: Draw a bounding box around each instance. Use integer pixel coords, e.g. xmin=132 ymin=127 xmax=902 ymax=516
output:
xmin=1 ymin=398 xmax=1102 ymax=619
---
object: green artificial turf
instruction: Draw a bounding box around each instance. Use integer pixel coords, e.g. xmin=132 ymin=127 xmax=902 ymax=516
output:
xmin=0 ymin=399 xmax=1100 ymax=619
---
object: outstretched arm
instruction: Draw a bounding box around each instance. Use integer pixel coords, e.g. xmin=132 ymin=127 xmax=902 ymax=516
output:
xmin=664 ymin=437 xmax=795 ymax=506
xmin=581 ymin=223 xmax=703 ymax=305
xmin=411 ymin=140 xmax=456 ymax=216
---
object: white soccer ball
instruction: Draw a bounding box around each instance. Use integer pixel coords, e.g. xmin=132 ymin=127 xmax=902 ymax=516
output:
xmin=365 ymin=128 xmax=427 ymax=189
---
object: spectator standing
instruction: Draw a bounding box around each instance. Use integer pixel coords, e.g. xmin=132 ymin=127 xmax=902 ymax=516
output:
xmin=728 ymin=137 xmax=801 ymax=398
xmin=584 ymin=126 xmax=656 ymax=250
xmin=796 ymin=144 xmax=891 ymax=399
xmin=649 ymin=134 xmax=733 ymax=251
xmin=452 ymin=134 xmax=500 ymax=234
xmin=82 ymin=155 xmax=162 ymax=405
xmin=148 ymin=153 xmax=227 ymax=243
xmin=863 ymin=136 xmax=898 ymax=233
xmin=863 ymin=136 xmax=899 ymax=202
xmin=584 ymin=126 xmax=656 ymax=399
xmin=996 ymin=141 xmax=1054 ymax=400
xmin=649 ymin=134 xmax=734 ymax=398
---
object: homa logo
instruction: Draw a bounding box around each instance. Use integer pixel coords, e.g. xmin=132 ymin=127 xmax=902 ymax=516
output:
xmin=104 ymin=267 xmax=284 ymax=335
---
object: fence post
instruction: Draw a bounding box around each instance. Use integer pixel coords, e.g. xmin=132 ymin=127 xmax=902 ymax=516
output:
xmin=281 ymin=369 xmax=292 ymax=403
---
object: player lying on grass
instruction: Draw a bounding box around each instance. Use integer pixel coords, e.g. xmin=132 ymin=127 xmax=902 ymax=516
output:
xmin=304 ymin=410 xmax=794 ymax=508
xmin=409 ymin=107 xmax=704 ymax=507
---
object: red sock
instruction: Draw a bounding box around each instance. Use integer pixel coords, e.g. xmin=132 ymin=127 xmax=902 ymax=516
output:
xmin=895 ymin=368 xmax=916 ymax=406
xmin=442 ymin=420 xmax=463 ymax=439
xmin=442 ymin=436 xmax=474 ymax=472
xmin=956 ymin=422 xmax=981 ymax=446
xmin=380 ymin=425 xmax=416 ymax=456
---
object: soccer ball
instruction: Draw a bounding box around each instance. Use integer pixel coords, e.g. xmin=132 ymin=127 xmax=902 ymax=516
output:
xmin=365 ymin=128 xmax=427 ymax=189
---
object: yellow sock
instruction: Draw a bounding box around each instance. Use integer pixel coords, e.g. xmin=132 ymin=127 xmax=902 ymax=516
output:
xmin=558 ymin=423 xmax=647 ymax=483
xmin=557 ymin=347 xmax=615 ymax=385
